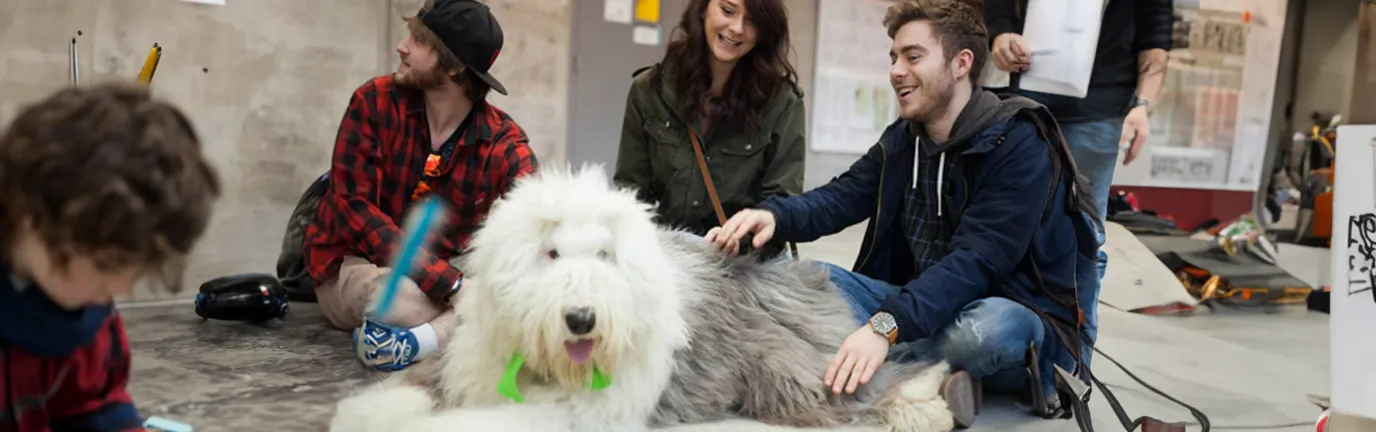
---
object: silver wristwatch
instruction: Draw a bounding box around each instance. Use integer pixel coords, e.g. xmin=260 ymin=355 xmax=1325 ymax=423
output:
xmin=1131 ymin=95 xmax=1151 ymax=112
xmin=869 ymin=311 xmax=898 ymax=345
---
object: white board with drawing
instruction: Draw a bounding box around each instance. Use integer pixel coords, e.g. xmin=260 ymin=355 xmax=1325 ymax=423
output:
xmin=1330 ymin=124 xmax=1376 ymax=420
xmin=809 ymin=0 xmax=897 ymax=155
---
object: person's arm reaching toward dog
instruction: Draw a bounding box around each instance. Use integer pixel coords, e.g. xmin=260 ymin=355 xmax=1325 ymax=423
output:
xmin=1120 ymin=0 xmax=1172 ymax=165
xmin=321 ymin=83 xmax=461 ymax=303
xmin=706 ymin=136 xmax=890 ymax=253
xmin=825 ymin=122 xmax=1054 ymax=394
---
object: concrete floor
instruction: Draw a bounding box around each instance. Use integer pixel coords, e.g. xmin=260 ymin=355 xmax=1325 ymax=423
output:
xmin=121 ymin=224 xmax=1332 ymax=431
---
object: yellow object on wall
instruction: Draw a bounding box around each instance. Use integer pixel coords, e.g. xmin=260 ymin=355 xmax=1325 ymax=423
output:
xmin=635 ymin=0 xmax=659 ymax=23
xmin=137 ymin=43 xmax=162 ymax=85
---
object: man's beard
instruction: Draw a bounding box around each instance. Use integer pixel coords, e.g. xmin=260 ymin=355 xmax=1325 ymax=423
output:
xmin=396 ymin=66 xmax=449 ymax=90
xmin=906 ymin=73 xmax=956 ymax=123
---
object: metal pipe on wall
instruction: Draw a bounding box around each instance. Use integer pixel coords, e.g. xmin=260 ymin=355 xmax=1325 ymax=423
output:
xmin=69 ymin=37 xmax=79 ymax=85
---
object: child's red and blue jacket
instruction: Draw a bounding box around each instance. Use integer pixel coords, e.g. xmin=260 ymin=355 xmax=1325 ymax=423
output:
xmin=0 ymin=263 xmax=144 ymax=432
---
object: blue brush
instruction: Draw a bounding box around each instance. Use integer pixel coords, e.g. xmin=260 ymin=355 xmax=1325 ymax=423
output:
xmin=366 ymin=197 xmax=448 ymax=321
xmin=143 ymin=416 xmax=193 ymax=432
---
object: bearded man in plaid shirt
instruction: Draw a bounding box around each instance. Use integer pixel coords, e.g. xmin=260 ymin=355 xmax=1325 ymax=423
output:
xmin=303 ymin=0 xmax=539 ymax=372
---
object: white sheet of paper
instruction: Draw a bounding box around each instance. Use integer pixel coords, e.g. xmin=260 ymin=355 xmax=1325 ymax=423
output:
xmin=1331 ymin=124 xmax=1376 ymax=420
xmin=1017 ymin=0 xmax=1107 ymax=98
xmin=604 ymin=0 xmax=633 ymax=24
xmin=182 ymin=0 xmax=225 ymax=4
xmin=632 ymin=25 xmax=660 ymax=46
xmin=979 ymin=61 xmax=1010 ymax=88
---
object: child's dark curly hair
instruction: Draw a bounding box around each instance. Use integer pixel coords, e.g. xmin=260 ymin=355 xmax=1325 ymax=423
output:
xmin=0 ymin=82 xmax=222 ymax=290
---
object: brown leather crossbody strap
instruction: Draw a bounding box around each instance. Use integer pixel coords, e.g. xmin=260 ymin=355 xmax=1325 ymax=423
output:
xmin=686 ymin=125 xmax=799 ymax=259
xmin=687 ymin=129 xmax=729 ymax=226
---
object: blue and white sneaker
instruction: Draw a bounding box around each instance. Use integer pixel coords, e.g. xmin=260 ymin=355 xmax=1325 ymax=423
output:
xmin=352 ymin=319 xmax=420 ymax=372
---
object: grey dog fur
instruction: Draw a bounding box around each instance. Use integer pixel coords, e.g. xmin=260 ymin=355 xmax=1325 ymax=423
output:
xmin=646 ymin=230 xmax=939 ymax=428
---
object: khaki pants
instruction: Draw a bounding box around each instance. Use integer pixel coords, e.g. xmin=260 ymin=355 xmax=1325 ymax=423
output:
xmin=316 ymin=256 xmax=452 ymax=331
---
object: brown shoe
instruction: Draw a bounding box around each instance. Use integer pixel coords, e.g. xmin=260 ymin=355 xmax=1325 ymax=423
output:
xmin=941 ymin=370 xmax=980 ymax=429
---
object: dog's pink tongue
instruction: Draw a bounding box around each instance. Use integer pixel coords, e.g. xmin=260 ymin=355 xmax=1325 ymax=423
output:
xmin=564 ymin=340 xmax=594 ymax=364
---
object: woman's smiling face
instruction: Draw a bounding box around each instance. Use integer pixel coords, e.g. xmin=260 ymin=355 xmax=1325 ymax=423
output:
xmin=702 ymin=0 xmax=758 ymax=66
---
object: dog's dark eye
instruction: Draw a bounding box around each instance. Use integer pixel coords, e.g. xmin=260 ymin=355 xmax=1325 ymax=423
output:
xmin=547 ymin=249 xmax=559 ymax=259
xmin=597 ymin=250 xmax=611 ymax=260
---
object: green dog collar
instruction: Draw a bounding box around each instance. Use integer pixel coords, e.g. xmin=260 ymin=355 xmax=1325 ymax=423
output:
xmin=497 ymin=353 xmax=612 ymax=403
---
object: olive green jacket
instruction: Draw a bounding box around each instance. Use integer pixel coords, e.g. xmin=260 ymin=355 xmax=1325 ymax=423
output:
xmin=614 ymin=64 xmax=807 ymax=257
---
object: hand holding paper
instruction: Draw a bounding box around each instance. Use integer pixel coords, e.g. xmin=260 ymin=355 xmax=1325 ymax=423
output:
xmin=991 ymin=33 xmax=1031 ymax=72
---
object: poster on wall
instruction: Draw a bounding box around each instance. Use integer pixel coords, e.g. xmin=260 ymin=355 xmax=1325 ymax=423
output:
xmin=1111 ymin=0 xmax=1287 ymax=191
xmin=808 ymin=0 xmax=897 ymax=155
xmin=1329 ymin=125 xmax=1376 ymax=420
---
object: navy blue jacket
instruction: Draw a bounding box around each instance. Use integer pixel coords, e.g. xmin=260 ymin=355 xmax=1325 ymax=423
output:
xmin=759 ymin=91 xmax=1102 ymax=377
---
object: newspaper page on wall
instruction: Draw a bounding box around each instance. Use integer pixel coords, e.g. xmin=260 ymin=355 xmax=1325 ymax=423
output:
xmin=808 ymin=0 xmax=898 ymax=155
xmin=1330 ymin=124 xmax=1376 ymax=420
xmin=1111 ymin=0 xmax=1287 ymax=191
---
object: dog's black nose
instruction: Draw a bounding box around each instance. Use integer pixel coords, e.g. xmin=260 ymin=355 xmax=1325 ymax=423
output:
xmin=564 ymin=307 xmax=596 ymax=335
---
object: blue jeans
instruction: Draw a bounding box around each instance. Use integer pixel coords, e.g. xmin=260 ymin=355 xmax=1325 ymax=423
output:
xmin=821 ymin=263 xmax=1051 ymax=399
xmin=1060 ymin=119 xmax=1123 ymax=282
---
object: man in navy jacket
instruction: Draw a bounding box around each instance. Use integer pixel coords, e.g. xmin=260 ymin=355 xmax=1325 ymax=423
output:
xmin=707 ymin=0 xmax=1102 ymax=426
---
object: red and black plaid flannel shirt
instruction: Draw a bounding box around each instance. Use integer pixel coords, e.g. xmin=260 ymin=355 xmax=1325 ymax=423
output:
xmin=1 ymin=312 xmax=144 ymax=431
xmin=303 ymin=75 xmax=539 ymax=303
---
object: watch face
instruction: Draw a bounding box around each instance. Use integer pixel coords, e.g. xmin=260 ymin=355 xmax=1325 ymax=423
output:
xmin=870 ymin=312 xmax=897 ymax=334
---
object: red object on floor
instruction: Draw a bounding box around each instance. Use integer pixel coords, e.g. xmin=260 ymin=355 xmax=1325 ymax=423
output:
xmin=1109 ymin=186 xmax=1254 ymax=231
xmin=1124 ymin=192 xmax=1140 ymax=211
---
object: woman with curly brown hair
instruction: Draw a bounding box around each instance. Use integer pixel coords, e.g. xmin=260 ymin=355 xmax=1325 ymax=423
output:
xmin=614 ymin=0 xmax=806 ymax=260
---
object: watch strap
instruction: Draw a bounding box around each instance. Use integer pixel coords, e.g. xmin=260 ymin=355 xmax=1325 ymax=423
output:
xmin=1131 ymin=95 xmax=1151 ymax=110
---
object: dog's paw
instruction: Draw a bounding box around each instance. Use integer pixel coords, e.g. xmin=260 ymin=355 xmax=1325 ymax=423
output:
xmin=894 ymin=361 xmax=949 ymax=402
xmin=882 ymin=362 xmax=955 ymax=432
xmin=328 ymin=384 xmax=435 ymax=432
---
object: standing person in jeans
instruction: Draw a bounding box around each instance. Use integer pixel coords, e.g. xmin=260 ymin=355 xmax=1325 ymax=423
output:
xmin=303 ymin=0 xmax=538 ymax=372
xmin=614 ymin=0 xmax=806 ymax=259
xmin=984 ymin=0 xmax=1172 ymax=279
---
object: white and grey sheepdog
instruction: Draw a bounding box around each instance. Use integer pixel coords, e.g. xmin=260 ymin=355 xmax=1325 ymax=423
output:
xmin=329 ymin=165 xmax=954 ymax=432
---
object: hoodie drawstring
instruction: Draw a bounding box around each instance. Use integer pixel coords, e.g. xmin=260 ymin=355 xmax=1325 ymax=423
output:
xmin=912 ymin=136 xmax=948 ymax=217
xmin=937 ymin=152 xmax=946 ymax=217
xmin=911 ymin=136 xmax=921 ymax=190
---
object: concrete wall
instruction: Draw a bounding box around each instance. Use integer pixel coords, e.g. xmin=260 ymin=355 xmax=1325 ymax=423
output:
xmin=0 ymin=0 xmax=571 ymax=301
xmin=785 ymin=0 xmax=881 ymax=190
xmin=1290 ymin=0 xmax=1360 ymax=132
xmin=781 ymin=0 xmax=858 ymax=190
xmin=1347 ymin=1 xmax=1376 ymax=125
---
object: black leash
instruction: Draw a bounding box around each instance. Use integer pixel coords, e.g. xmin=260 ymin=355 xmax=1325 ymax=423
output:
xmin=1089 ymin=345 xmax=1209 ymax=431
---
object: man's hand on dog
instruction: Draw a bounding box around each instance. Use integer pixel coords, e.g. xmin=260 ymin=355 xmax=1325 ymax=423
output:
xmin=705 ymin=209 xmax=776 ymax=255
xmin=825 ymin=324 xmax=890 ymax=394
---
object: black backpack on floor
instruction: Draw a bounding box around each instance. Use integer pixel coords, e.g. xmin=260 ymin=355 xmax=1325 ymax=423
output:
xmin=274 ymin=173 xmax=330 ymax=302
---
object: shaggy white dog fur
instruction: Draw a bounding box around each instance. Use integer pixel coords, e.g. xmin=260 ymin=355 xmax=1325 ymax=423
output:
xmin=328 ymin=165 xmax=953 ymax=432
